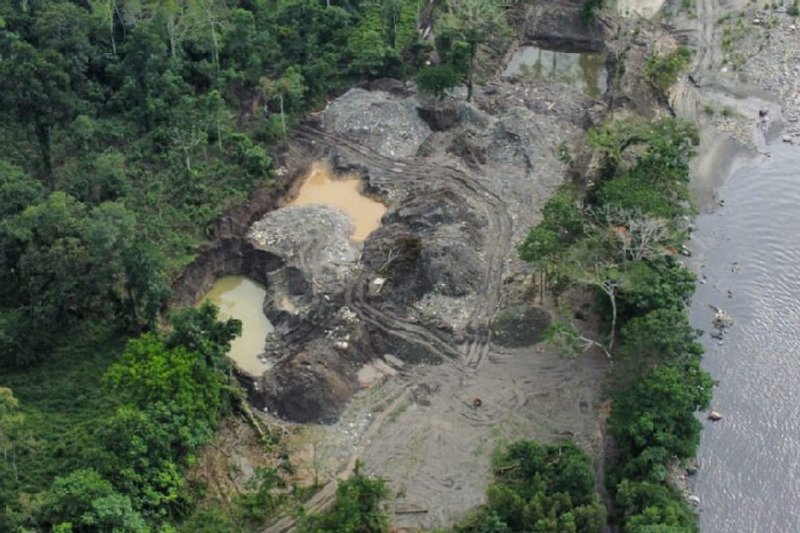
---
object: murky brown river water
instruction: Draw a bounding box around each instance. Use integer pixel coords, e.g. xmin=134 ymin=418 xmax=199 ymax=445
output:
xmin=690 ymin=143 xmax=800 ymax=531
xmin=202 ymin=276 xmax=273 ymax=375
xmin=289 ymin=162 xmax=386 ymax=241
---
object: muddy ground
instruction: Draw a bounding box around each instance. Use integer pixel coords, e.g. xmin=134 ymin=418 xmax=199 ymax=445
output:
xmin=172 ymin=1 xmax=724 ymax=530
xmin=253 ymin=71 xmax=611 ymax=527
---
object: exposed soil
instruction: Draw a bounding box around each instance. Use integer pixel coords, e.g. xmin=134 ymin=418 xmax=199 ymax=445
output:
xmin=172 ymin=1 xmax=713 ymax=529
xmin=231 ymin=2 xmax=800 ymax=528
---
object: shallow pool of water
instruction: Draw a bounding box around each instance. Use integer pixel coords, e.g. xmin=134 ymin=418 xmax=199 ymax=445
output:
xmin=690 ymin=143 xmax=800 ymax=530
xmin=502 ymin=46 xmax=607 ymax=98
xmin=289 ymin=162 xmax=386 ymax=241
xmin=203 ymin=276 xmax=273 ymax=375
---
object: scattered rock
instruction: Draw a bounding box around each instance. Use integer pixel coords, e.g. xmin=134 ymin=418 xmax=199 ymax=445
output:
xmin=248 ymin=205 xmax=359 ymax=292
xmin=383 ymin=353 xmax=405 ymax=369
xmin=709 ymin=305 xmax=734 ymax=340
xmin=337 ymin=306 xmax=359 ymax=324
xmin=322 ymin=88 xmax=432 ymax=159
xmin=688 ymin=495 xmax=701 ymax=506
xmin=369 ymin=277 xmax=387 ymax=296
xmin=708 ymin=410 xmax=723 ymax=421
xmin=334 ymin=340 xmax=349 ymax=351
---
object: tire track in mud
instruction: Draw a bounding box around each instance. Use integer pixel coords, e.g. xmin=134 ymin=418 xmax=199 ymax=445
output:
xmin=295 ymin=125 xmax=513 ymax=371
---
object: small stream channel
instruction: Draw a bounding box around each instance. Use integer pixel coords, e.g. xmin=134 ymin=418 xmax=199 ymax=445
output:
xmin=690 ymin=142 xmax=800 ymax=530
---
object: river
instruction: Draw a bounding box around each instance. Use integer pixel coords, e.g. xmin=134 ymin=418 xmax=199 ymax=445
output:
xmin=690 ymin=142 xmax=800 ymax=531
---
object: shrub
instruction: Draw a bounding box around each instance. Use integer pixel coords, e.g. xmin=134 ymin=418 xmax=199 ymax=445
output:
xmin=645 ymin=46 xmax=692 ymax=98
xmin=457 ymin=441 xmax=606 ymax=532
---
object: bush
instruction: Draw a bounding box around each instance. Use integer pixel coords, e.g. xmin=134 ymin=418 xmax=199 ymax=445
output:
xmin=645 ymin=46 xmax=692 ymax=99
xmin=41 ymin=469 xmax=147 ymax=532
xmin=615 ymin=480 xmax=697 ymax=531
xmin=457 ymin=441 xmax=606 ymax=532
xmin=300 ymin=461 xmax=390 ymax=533
xmin=416 ymin=64 xmax=461 ymax=101
xmin=608 ymin=364 xmax=712 ymax=482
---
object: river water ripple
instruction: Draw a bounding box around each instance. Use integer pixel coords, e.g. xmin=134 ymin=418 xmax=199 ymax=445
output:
xmin=691 ymin=143 xmax=800 ymax=531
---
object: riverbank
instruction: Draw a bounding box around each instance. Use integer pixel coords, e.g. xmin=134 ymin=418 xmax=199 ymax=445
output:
xmin=662 ymin=0 xmax=800 ymax=529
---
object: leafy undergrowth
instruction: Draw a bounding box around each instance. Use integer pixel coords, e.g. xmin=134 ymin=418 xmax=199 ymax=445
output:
xmin=0 ymin=322 xmax=122 ymax=526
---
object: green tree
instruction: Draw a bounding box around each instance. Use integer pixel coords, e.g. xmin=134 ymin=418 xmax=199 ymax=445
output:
xmin=41 ymin=468 xmax=147 ymax=533
xmin=615 ymin=480 xmax=697 ymax=532
xmin=618 ymin=307 xmax=703 ymax=376
xmin=104 ymin=333 xmax=225 ymax=446
xmin=437 ymin=0 xmax=510 ymax=101
xmin=96 ymin=406 xmax=185 ymax=519
xmin=0 ymin=387 xmax=30 ymax=485
xmin=2 ymin=194 xmax=168 ymax=344
xmin=0 ymin=160 xmax=44 ymax=218
xmin=0 ymin=40 xmax=76 ymax=182
xmin=301 ymin=461 xmax=390 ymax=533
xmin=221 ymin=8 xmax=270 ymax=85
xmin=458 ymin=440 xmax=606 ymax=532
xmin=260 ymin=67 xmax=307 ymax=137
xmin=33 ymin=2 xmax=93 ymax=91
xmin=519 ymin=185 xmax=585 ymax=298
xmin=609 ymin=364 xmax=713 ymax=482
xmin=346 ymin=8 xmax=402 ymax=79
xmin=117 ymin=22 xmax=184 ymax=131
xmin=4 ymin=192 xmax=92 ymax=332
xmin=416 ymin=64 xmax=461 ymax=101
xmin=167 ymin=301 xmax=242 ymax=370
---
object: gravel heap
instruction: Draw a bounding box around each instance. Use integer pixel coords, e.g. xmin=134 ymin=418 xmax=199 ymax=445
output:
xmin=247 ymin=205 xmax=359 ymax=292
xmin=322 ymin=88 xmax=432 ymax=159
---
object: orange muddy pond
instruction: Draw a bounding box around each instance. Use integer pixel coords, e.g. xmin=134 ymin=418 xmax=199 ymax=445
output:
xmin=289 ymin=162 xmax=386 ymax=241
